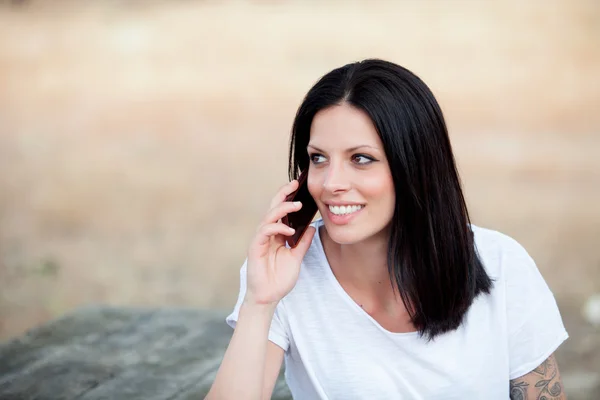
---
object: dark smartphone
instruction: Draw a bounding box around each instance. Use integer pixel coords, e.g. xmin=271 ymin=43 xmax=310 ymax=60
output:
xmin=282 ymin=169 xmax=319 ymax=248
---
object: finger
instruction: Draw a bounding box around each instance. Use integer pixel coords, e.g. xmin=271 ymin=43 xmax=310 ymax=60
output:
xmin=255 ymin=223 xmax=296 ymax=246
xmin=263 ymin=200 xmax=302 ymax=225
xmin=290 ymin=226 xmax=316 ymax=257
xmin=269 ymin=179 xmax=299 ymax=209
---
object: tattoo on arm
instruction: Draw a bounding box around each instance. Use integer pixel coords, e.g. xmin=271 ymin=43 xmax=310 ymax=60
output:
xmin=509 ymin=354 xmax=565 ymax=400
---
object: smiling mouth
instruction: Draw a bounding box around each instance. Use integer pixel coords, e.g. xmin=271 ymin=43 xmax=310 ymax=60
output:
xmin=327 ymin=204 xmax=365 ymax=216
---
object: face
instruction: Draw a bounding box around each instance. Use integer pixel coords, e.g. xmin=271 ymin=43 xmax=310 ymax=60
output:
xmin=307 ymin=103 xmax=396 ymax=245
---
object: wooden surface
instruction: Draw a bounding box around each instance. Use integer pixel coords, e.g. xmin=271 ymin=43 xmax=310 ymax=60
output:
xmin=0 ymin=306 xmax=291 ymax=399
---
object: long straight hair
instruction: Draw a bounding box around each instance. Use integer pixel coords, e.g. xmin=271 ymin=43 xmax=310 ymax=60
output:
xmin=288 ymin=59 xmax=493 ymax=340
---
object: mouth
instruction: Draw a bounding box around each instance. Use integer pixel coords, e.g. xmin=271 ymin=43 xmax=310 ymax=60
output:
xmin=327 ymin=204 xmax=365 ymax=216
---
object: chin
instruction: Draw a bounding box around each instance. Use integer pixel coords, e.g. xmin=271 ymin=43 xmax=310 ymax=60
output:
xmin=323 ymin=216 xmax=392 ymax=246
xmin=323 ymin=223 xmax=366 ymax=245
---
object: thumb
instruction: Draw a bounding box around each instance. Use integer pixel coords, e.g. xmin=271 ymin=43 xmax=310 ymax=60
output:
xmin=290 ymin=226 xmax=316 ymax=259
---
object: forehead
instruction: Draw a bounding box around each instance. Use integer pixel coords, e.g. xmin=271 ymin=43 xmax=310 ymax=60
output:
xmin=309 ymin=103 xmax=381 ymax=148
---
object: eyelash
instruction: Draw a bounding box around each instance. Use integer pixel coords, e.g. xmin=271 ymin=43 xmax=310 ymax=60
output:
xmin=309 ymin=153 xmax=377 ymax=165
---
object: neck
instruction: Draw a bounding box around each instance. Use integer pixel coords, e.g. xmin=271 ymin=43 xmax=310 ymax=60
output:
xmin=320 ymin=225 xmax=392 ymax=293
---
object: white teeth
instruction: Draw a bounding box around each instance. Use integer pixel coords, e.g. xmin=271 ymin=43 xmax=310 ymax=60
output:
xmin=328 ymin=204 xmax=363 ymax=215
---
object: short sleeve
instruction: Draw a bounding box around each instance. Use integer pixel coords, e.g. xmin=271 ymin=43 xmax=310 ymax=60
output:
xmin=502 ymin=237 xmax=569 ymax=379
xmin=225 ymin=259 xmax=290 ymax=351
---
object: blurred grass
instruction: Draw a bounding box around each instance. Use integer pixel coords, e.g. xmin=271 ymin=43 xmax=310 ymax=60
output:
xmin=0 ymin=0 xmax=598 ymax=351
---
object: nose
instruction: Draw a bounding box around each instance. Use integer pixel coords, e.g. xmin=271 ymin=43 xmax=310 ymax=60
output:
xmin=322 ymin=162 xmax=351 ymax=193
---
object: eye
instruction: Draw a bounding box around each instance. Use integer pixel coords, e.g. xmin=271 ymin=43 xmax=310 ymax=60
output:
xmin=352 ymin=154 xmax=376 ymax=165
xmin=309 ymin=153 xmax=327 ymax=164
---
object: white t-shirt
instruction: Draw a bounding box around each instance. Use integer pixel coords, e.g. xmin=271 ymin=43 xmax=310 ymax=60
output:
xmin=226 ymin=219 xmax=568 ymax=399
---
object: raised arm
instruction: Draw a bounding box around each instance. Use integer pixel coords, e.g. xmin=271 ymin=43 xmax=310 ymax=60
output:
xmin=206 ymin=180 xmax=316 ymax=400
xmin=206 ymin=302 xmax=285 ymax=399
xmin=509 ymin=353 xmax=566 ymax=400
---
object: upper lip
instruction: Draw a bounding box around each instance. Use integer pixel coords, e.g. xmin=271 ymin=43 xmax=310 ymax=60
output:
xmin=324 ymin=201 xmax=365 ymax=206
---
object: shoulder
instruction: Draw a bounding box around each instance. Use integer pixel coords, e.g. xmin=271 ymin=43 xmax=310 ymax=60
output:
xmin=470 ymin=224 xmax=535 ymax=280
xmin=471 ymin=226 xmax=569 ymax=379
xmin=285 ymin=219 xmax=331 ymax=297
xmin=298 ymin=219 xmax=327 ymax=270
xmin=471 ymin=224 xmax=563 ymax=329
xmin=471 ymin=224 xmax=530 ymax=258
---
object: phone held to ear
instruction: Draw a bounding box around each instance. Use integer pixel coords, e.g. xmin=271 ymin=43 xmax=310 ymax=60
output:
xmin=282 ymin=169 xmax=319 ymax=248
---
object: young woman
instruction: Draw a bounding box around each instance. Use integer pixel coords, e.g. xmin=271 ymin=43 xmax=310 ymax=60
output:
xmin=207 ymin=59 xmax=568 ymax=399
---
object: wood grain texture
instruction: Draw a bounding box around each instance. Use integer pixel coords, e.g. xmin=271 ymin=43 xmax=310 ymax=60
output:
xmin=0 ymin=306 xmax=291 ymax=399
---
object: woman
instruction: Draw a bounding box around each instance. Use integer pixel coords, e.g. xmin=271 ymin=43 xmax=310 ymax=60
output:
xmin=207 ymin=59 xmax=568 ymax=399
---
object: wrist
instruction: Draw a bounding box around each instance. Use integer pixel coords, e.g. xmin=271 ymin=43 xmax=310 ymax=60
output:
xmin=241 ymin=296 xmax=278 ymax=315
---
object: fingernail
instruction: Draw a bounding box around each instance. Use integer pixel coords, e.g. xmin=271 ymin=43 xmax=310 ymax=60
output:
xmin=294 ymin=201 xmax=302 ymax=206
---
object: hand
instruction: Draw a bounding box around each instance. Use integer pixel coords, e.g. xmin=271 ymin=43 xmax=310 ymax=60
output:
xmin=244 ymin=179 xmax=316 ymax=306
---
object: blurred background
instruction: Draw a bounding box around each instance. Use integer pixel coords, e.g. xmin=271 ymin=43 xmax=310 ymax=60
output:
xmin=0 ymin=0 xmax=598 ymax=396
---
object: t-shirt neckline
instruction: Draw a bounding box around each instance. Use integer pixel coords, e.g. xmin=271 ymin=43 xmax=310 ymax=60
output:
xmin=312 ymin=219 xmax=420 ymax=338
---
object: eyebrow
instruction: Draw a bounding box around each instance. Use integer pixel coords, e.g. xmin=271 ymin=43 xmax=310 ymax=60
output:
xmin=307 ymin=144 xmax=379 ymax=153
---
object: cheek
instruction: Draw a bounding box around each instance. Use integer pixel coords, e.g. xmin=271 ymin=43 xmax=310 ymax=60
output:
xmin=360 ymin=173 xmax=395 ymax=200
xmin=307 ymin=174 xmax=322 ymax=199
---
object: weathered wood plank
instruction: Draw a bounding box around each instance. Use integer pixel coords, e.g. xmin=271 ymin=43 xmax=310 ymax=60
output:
xmin=0 ymin=306 xmax=292 ymax=399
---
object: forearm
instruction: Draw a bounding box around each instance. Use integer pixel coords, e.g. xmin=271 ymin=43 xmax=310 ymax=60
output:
xmin=207 ymin=301 xmax=276 ymax=400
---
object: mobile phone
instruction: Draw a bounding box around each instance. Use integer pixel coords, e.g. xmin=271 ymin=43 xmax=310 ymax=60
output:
xmin=282 ymin=169 xmax=319 ymax=248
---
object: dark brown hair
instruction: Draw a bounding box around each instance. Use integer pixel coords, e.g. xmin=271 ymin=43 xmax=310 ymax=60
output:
xmin=288 ymin=59 xmax=493 ymax=340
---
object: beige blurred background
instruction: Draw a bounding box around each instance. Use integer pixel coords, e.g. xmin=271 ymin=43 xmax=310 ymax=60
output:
xmin=0 ymin=0 xmax=599 ymax=395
